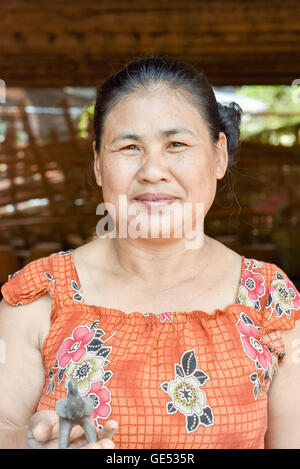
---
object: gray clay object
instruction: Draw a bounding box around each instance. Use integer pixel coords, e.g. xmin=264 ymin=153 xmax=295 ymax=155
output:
xmin=56 ymin=379 xmax=97 ymax=449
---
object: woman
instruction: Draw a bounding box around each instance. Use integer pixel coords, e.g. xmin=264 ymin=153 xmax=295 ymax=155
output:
xmin=1 ymin=56 xmax=300 ymax=449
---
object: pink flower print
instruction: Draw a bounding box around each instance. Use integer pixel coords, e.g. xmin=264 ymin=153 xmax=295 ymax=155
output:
xmin=157 ymin=311 xmax=173 ymax=323
xmin=57 ymin=326 xmax=95 ymax=368
xmin=85 ymin=380 xmax=112 ymax=420
xmin=241 ymin=270 xmax=265 ymax=301
xmin=237 ymin=319 xmax=272 ymax=370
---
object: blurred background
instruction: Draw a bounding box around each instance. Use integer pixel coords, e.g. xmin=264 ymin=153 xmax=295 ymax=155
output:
xmin=0 ymin=0 xmax=300 ymax=296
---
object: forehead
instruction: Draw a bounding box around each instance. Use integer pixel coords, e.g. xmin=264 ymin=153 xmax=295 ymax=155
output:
xmin=102 ymin=86 xmax=208 ymax=136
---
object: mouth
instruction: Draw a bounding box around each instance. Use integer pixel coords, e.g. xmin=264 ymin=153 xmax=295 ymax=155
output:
xmin=133 ymin=198 xmax=178 ymax=209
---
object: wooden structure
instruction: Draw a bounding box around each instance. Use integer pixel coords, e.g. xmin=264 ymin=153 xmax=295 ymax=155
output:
xmin=1 ymin=1 xmax=300 ymax=86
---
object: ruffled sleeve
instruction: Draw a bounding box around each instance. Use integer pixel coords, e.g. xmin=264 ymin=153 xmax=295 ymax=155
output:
xmin=259 ymin=262 xmax=300 ymax=361
xmin=0 ymin=255 xmax=55 ymax=306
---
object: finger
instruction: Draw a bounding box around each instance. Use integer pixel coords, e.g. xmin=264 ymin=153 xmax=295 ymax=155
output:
xmin=68 ymin=424 xmax=86 ymax=442
xmin=61 ymin=419 xmax=97 ymax=449
xmin=97 ymin=419 xmax=118 ymax=441
xmin=28 ymin=410 xmax=59 ymax=443
xmin=99 ymin=438 xmax=115 ymax=449
xmin=81 ymin=438 xmax=115 ymax=450
xmin=68 ymin=420 xmax=117 ymax=450
xmin=68 ymin=417 xmax=98 ymax=443
xmin=80 ymin=442 xmax=102 ymax=450
xmin=67 ymin=426 xmax=97 ymax=449
xmin=26 ymin=427 xmax=59 ymax=450
xmin=27 ymin=428 xmax=43 ymax=449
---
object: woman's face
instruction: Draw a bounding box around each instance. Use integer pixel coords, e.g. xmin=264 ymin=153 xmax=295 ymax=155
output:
xmin=93 ymin=85 xmax=228 ymax=241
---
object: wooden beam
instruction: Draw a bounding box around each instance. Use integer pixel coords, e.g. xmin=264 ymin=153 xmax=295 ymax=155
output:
xmin=1 ymin=1 xmax=299 ymax=86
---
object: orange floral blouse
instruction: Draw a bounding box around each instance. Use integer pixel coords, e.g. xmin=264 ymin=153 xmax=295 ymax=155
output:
xmin=1 ymin=250 xmax=300 ymax=449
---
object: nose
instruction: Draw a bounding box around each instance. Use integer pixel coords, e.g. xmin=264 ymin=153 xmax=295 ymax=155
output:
xmin=136 ymin=151 xmax=172 ymax=184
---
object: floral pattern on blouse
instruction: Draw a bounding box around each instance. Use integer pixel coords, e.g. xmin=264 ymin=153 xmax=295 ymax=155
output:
xmin=57 ymin=326 xmax=95 ymax=368
xmin=142 ymin=312 xmax=174 ymax=322
xmin=71 ymin=279 xmax=84 ymax=303
xmin=236 ymin=312 xmax=278 ymax=399
xmin=157 ymin=311 xmax=174 ymax=323
xmin=44 ymin=271 xmax=55 ymax=296
xmin=46 ymin=320 xmax=115 ymax=429
xmin=265 ymin=269 xmax=300 ymax=320
xmin=236 ymin=259 xmax=266 ymax=310
xmin=160 ymin=349 xmax=214 ymax=433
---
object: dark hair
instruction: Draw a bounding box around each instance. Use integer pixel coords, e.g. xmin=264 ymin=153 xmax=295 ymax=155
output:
xmin=89 ymin=56 xmax=243 ymax=197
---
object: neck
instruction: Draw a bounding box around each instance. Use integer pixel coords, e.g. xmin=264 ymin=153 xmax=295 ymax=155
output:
xmin=104 ymin=234 xmax=214 ymax=290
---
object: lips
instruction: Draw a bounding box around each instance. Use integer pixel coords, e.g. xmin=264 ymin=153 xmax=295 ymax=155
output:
xmin=133 ymin=193 xmax=178 ymax=210
xmin=134 ymin=193 xmax=177 ymax=201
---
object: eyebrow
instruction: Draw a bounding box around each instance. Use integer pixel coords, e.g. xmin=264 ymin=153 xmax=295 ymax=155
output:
xmin=110 ymin=127 xmax=195 ymax=145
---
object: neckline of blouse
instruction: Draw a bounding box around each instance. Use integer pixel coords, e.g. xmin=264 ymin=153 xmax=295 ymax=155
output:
xmin=64 ymin=249 xmax=247 ymax=320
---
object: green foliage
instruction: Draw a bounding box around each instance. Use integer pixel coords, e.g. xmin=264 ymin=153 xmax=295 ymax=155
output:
xmin=236 ymin=85 xmax=300 ymax=146
xmin=78 ymin=103 xmax=95 ymax=138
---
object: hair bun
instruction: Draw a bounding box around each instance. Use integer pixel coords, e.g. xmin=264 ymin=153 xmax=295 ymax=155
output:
xmin=217 ymin=101 xmax=243 ymax=167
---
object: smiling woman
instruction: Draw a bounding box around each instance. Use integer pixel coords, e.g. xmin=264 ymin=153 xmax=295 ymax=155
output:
xmin=1 ymin=56 xmax=300 ymax=450
xmin=91 ymin=57 xmax=242 ymax=245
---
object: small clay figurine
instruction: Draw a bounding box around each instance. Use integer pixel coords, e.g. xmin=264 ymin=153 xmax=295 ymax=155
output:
xmin=56 ymin=379 xmax=97 ymax=449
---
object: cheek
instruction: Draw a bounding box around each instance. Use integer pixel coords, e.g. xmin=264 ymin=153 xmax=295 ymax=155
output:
xmin=179 ymin=158 xmax=216 ymax=199
xmin=101 ymin=159 xmax=131 ymax=199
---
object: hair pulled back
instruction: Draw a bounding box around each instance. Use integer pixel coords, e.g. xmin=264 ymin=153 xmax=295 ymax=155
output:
xmin=93 ymin=56 xmax=243 ymax=170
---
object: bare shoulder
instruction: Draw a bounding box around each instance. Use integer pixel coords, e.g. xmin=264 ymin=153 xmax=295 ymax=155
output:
xmin=264 ymin=319 xmax=300 ymax=448
xmin=208 ymin=237 xmax=243 ymax=277
xmin=0 ymin=294 xmax=52 ymax=429
xmin=73 ymin=238 xmax=112 ymax=275
xmin=267 ymin=320 xmax=300 ymax=392
xmin=73 ymin=238 xmax=105 ymax=262
xmin=217 ymin=238 xmax=241 ymax=262
xmin=0 ymin=293 xmax=52 ymax=351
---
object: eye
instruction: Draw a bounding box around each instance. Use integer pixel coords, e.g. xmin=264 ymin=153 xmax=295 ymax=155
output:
xmin=169 ymin=142 xmax=186 ymax=148
xmin=123 ymin=144 xmax=139 ymax=151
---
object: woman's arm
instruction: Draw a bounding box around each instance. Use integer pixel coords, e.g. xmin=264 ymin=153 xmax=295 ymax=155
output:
xmin=0 ymin=294 xmax=51 ymax=448
xmin=264 ymin=319 xmax=300 ymax=448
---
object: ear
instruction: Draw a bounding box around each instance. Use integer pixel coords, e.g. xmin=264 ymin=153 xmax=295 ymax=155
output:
xmin=215 ymin=132 xmax=228 ymax=180
xmin=92 ymin=140 xmax=102 ymax=187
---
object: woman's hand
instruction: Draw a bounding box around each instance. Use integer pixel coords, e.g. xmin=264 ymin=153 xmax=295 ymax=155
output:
xmin=27 ymin=410 xmax=118 ymax=449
